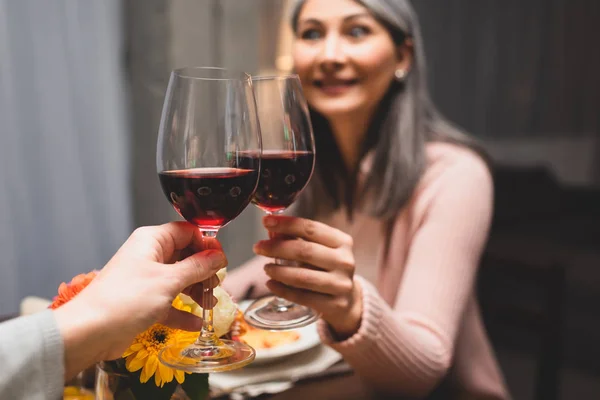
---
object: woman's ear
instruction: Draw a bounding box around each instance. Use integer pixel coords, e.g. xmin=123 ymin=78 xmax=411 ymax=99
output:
xmin=395 ymin=39 xmax=414 ymax=77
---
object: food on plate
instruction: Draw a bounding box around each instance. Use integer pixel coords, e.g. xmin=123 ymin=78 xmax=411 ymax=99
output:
xmin=241 ymin=325 xmax=301 ymax=349
xmin=231 ymin=310 xmax=301 ymax=349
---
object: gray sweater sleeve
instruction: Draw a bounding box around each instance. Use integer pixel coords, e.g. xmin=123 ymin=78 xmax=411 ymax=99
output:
xmin=0 ymin=310 xmax=65 ymax=400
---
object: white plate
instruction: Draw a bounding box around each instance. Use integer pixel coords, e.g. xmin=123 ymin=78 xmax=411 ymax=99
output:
xmin=238 ymin=300 xmax=321 ymax=365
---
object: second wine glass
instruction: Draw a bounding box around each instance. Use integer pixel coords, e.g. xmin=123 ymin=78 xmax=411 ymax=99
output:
xmin=156 ymin=67 xmax=260 ymax=372
xmin=243 ymin=74 xmax=319 ymax=331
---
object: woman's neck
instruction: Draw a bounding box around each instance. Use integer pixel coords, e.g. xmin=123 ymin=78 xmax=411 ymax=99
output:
xmin=328 ymin=111 xmax=371 ymax=173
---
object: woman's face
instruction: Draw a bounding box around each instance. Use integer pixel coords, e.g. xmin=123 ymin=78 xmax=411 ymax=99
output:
xmin=293 ymin=0 xmax=410 ymax=119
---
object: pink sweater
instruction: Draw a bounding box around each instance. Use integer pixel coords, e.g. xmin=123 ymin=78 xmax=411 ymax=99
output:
xmin=224 ymin=143 xmax=510 ymax=399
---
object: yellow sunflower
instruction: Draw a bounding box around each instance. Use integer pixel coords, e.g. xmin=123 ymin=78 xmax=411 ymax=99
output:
xmin=123 ymin=324 xmax=196 ymax=387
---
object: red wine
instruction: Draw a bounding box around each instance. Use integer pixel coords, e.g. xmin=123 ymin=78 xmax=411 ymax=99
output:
xmin=159 ymin=168 xmax=258 ymax=230
xmin=237 ymin=151 xmax=314 ymax=213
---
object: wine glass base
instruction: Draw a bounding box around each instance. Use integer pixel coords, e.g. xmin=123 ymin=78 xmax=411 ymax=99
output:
xmin=158 ymin=339 xmax=255 ymax=373
xmin=244 ymin=296 xmax=320 ymax=331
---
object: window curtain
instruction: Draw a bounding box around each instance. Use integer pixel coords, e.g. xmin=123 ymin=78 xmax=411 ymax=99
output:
xmin=0 ymin=0 xmax=132 ymax=313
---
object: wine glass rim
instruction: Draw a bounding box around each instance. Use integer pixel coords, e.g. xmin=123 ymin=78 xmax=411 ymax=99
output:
xmin=252 ymin=73 xmax=300 ymax=81
xmin=172 ymin=66 xmax=251 ymax=81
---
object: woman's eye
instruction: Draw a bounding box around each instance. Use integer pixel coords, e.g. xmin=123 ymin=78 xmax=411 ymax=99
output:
xmin=301 ymin=29 xmax=322 ymax=40
xmin=348 ymin=26 xmax=370 ymax=38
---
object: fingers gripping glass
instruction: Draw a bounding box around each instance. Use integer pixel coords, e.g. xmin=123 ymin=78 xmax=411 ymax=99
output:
xmin=156 ymin=67 xmax=259 ymax=372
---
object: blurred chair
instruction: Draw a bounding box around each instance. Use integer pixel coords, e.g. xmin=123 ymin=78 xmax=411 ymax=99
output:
xmin=478 ymin=250 xmax=565 ymax=400
xmin=478 ymin=164 xmax=568 ymax=400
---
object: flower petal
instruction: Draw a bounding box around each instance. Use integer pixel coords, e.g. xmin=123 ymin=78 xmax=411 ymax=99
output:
xmin=140 ymin=355 xmax=158 ymax=383
xmin=131 ymin=343 xmax=144 ymax=351
xmin=136 ymin=348 xmax=148 ymax=360
xmin=155 ymin=367 xmax=163 ymax=387
xmin=126 ymin=354 xmax=146 ymax=372
xmin=157 ymin=361 xmax=174 ymax=387
xmin=122 ymin=343 xmax=144 ymax=358
xmin=174 ymin=368 xmax=185 ymax=384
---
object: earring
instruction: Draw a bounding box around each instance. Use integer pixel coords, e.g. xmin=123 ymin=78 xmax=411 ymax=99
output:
xmin=394 ymin=69 xmax=406 ymax=81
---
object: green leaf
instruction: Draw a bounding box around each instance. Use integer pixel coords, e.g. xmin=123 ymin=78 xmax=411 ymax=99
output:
xmin=114 ymin=388 xmax=137 ymax=400
xmin=181 ymin=373 xmax=209 ymax=400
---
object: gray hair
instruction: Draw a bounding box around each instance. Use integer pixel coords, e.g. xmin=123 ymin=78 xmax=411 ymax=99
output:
xmin=291 ymin=0 xmax=488 ymax=219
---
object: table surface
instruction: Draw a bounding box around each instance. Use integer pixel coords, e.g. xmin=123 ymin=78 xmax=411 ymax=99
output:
xmin=265 ymin=373 xmax=380 ymax=400
xmin=241 ymin=372 xmax=435 ymax=400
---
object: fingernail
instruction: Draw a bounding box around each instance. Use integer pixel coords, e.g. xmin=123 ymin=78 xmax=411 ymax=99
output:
xmin=252 ymin=243 xmax=262 ymax=254
xmin=205 ymin=250 xmax=226 ymax=268
xmin=264 ymin=217 xmax=277 ymax=227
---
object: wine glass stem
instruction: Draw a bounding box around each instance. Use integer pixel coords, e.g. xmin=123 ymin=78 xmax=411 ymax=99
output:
xmin=195 ymin=230 xmax=220 ymax=347
xmin=197 ymin=295 xmax=217 ymax=345
xmin=265 ymin=210 xmax=295 ymax=309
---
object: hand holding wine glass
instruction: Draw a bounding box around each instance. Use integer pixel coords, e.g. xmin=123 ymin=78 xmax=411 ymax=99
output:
xmin=252 ymin=215 xmax=363 ymax=340
xmin=156 ymin=67 xmax=261 ymax=372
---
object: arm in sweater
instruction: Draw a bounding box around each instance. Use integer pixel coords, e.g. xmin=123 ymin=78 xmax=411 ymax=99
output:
xmin=318 ymin=155 xmax=493 ymax=396
xmin=0 ymin=310 xmax=64 ymax=400
xmin=221 ymin=255 xmax=272 ymax=301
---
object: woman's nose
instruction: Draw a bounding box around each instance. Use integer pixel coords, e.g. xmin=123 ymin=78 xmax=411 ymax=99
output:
xmin=318 ymin=34 xmax=345 ymax=70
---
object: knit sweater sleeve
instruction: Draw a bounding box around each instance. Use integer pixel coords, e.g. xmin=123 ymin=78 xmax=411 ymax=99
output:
xmin=0 ymin=310 xmax=65 ymax=400
xmin=318 ymin=155 xmax=493 ymax=396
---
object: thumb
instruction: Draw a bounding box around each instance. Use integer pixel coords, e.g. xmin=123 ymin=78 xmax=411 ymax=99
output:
xmin=176 ymin=250 xmax=227 ymax=288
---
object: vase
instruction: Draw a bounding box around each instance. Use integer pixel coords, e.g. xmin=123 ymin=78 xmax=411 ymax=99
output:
xmin=95 ymin=361 xmax=208 ymax=400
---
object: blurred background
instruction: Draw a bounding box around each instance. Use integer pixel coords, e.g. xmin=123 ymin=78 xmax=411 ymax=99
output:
xmin=0 ymin=0 xmax=598 ymax=398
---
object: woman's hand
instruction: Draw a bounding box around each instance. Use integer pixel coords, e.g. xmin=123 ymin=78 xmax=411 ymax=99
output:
xmin=253 ymin=215 xmax=362 ymax=339
xmin=53 ymin=221 xmax=227 ymax=379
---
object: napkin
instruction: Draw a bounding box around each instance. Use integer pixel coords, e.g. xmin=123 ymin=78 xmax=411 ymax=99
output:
xmin=20 ymin=296 xmax=51 ymax=316
xmin=209 ymin=344 xmax=344 ymax=397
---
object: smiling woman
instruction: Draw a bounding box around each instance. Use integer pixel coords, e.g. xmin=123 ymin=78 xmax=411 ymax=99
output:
xmin=289 ymin=0 xmax=488 ymax=219
xmin=223 ymin=0 xmax=511 ymax=398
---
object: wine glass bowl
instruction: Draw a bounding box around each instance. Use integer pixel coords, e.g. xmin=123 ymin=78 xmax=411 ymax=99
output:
xmin=249 ymin=150 xmax=314 ymax=213
xmin=242 ymin=75 xmax=319 ymax=331
xmin=158 ymin=167 xmax=259 ymax=232
xmin=156 ymin=67 xmax=260 ymax=372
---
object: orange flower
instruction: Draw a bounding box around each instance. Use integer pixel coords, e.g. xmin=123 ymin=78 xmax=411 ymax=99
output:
xmin=49 ymin=271 xmax=97 ymax=309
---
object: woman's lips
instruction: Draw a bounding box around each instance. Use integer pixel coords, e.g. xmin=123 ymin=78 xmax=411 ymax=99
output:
xmin=313 ymin=79 xmax=358 ymax=95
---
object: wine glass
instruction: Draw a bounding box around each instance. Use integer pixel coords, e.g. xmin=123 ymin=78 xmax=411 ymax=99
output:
xmin=243 ymin=74 xmax=319 ymax=331
xmin=156 ymin=67 xmax=260 ymax=372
